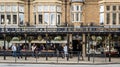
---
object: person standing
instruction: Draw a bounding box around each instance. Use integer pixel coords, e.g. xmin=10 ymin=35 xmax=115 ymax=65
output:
xmin=17 ymin=44 xmax=22 ymax=59
xmin=12 ymin=44 xmax=17 ymax=57
xmin=63 ymin=44 xmax=68 ymax=58
xmin=31 ymin=44 xmax=36 ymax=57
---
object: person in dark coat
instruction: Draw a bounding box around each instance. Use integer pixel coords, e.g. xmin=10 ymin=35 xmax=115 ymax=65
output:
xmin=17 ymin=44 xmax=22 ymax=59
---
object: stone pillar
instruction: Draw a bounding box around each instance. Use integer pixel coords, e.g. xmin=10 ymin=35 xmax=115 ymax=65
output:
xmin=69 ymin=34 xmax=72 ymax=45
xmin=82 ymin=34 xmax=86 ymax=60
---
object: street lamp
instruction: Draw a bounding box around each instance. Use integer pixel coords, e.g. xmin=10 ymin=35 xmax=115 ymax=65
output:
xmin=108 ymin=26 xmax=111 ymax=62
xmin=3 ymin=21 xmax=6 ymax=60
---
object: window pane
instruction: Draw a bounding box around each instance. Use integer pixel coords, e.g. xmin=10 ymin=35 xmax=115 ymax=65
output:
xmin=57 ymin=6 xmax=61 ymax=12
xmin=106 ymin=13 xmax=110 ymax=24
xmin=100 ymin=5 xmax=104 ymax=12
xmin=1 ymin=5 xmax=5 ymax=12
xmin=44 ymin=6 xmax=49 ymax=12
xmin=100 ymin=13 xmax=104 ymax=24
xmin=44 ymin=13 xmax=49 ymax=24
xmin=7 ymin=14 xmax=11 ymax=24
xmin=1 ymin=14 xmax=5 ymax=24
xmin=76 ymin=13 xmax=79 ymax=21
xmin=19 ymin=13 xmax=24 ymax=25
xmin=119 ymin=13 xmax=120 ymax=24
xmin=6 ymin=6 xmax=11 ymax=12
xmin=106 ymin=6 xmax=110 ymax=11
xmin=76 ymin=5 xmax=79 ymax=11
xmin=119 ymin=6 xmax=120 ymax=10
xmin=33 ymin=6 xmax=36 ymax=12
xmin=113 ymin=6 xmax=116 ymax=11
xmin=112 ymin=13 xmax=116 ymax=24
xmin=57 ymin=14 xmax=61 ymax=25
xmin=50 ymin=13 xmax=56 ymax=25
xmin=80 ymin=13 xmax=82 ymax=21
xmin=13 ymin=14 xmax=17 ymax=24
xmin=12 ymin=6 xmax=18 ymax=12
xmin=0 ymin=5 xmax=1 ymax=12
xmin=38 ymin=6 xmax=43 ymax=12
xmin=50 ymin=6 xmax=56 ymax=12
xmin=19 ymin=6 xmax=24 ymax=12
xmin=34 ymin=14 xmax=36 ymax=24
xmin=38 ymin=14 xmax=42 ymax=24
xmin=71 ymin=5 xmax=74 ymax=11
xmin=72 ymin=13 xmax=74 ymax=21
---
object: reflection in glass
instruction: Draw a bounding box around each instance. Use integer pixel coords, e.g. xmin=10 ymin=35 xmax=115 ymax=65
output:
xmin=1 ymin=14 xmax=4 ymax=24
xmin=50 ymin=6 xmax=56 ymax=12
xmin=100 ymin=13 xmax=104 ymax=24
xmin=6 ymin=6 xmax=11 ymax=12
xmin=13 ymin=14 xmax=17 ymax=24
xmin=19 ymin=6 xmax=24 ymax=12
xmin=12 ymin=6 xmax=18 ymax=12
xmin=44 ymin=6 xmax=49 ymax=12
xmin=44 ymin=13 xmax=49 ymax=24
xmin=7 ymin=14 xmax=11 ymax=24
xmin=57 ymin=6 xmax=61 ymax=12
xmin=50 ymin=13 xmax=56 ymax=25
xmin=1 ymin=5 xmax=5 ymax=12
xmin=19 ymin=13 xmax=24 ymax=25
xmin=38 ymin=6 xmax=43 ymax=12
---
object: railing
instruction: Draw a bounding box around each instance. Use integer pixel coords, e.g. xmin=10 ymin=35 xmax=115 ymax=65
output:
xmin=0 ymin=50 xmax=119 ymax=63
xmin=0 ymin=26 xmax=119 ymax=33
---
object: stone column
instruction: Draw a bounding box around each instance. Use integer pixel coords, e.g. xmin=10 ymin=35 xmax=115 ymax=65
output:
xmin=82 ymin=34 xmax=86 ymax=60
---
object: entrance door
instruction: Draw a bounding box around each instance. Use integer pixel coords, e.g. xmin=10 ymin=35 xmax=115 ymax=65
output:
xmin=72 ymin=40 xmax=82 ymax=53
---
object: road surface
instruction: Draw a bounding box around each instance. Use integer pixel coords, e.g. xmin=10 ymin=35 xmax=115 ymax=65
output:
xmin=0 ymin=63 xmax=120 ymax=67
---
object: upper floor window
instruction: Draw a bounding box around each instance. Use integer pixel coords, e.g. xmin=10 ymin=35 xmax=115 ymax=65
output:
xmin=71 ymin=5 xmax=82 ymax=22
xmin=19 ymin=5 xmax=24 ymax=12
xmin=34 ymin=5 xmax=61 ymax=25
xmin=119 ymin=6 xmax=120 ymax=10
xmin=0 ymin=5 xmax=5 ymax=12
xmin=12 ymin=5 xmax=18 ymax=12
xmin=106 ymin=6 xmax=110 ymax=11
xmin=6 ymin=6 xmax=11 ymax=12
xmin=72 ymin=5 xmax=82 ymax=11
xmin=113 ymin=6 xmax=116 ymax=11
xmin=100 ymin=5 xmax=104 ymax=12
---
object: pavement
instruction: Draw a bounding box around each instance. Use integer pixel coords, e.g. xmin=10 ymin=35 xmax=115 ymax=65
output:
xmin=0 ymin=56 xmax=120 ymax=64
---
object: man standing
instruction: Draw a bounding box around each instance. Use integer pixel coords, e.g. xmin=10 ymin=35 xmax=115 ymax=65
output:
xmin=12 ymin=44 xmax=17 ymax=57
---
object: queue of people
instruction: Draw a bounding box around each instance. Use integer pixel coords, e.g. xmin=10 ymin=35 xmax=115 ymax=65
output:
xmin=10 ymin=43 xmax=83 ymax=60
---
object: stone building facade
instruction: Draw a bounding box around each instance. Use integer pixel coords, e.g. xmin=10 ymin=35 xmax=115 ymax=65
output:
xmin=0 ymin=0 xmax=120 ymax=57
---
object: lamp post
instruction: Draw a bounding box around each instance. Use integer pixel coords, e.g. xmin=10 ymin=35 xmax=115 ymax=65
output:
xmin=3 ymin=21 xmax=6 ymax=60
xmin=24 ymin=33 xmax=27 ymax=60
xmin=108 ymin=26 xmax=111 ymax=62
xmin=46 ymin=26 xmax=48 ymax=61
xmin=87 ymin=24 xmax=90 ymax=61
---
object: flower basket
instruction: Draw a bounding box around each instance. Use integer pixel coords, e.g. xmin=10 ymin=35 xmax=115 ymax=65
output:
xmin=91 ymin=35 xmax=96 ymax=41
xmin=38 ymin=36 xmax=42 ymax=41
xmin=54 ymin=36 xmax=62 ymax=41
xmin=96 ymin=36 xmax=102 ymax=41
